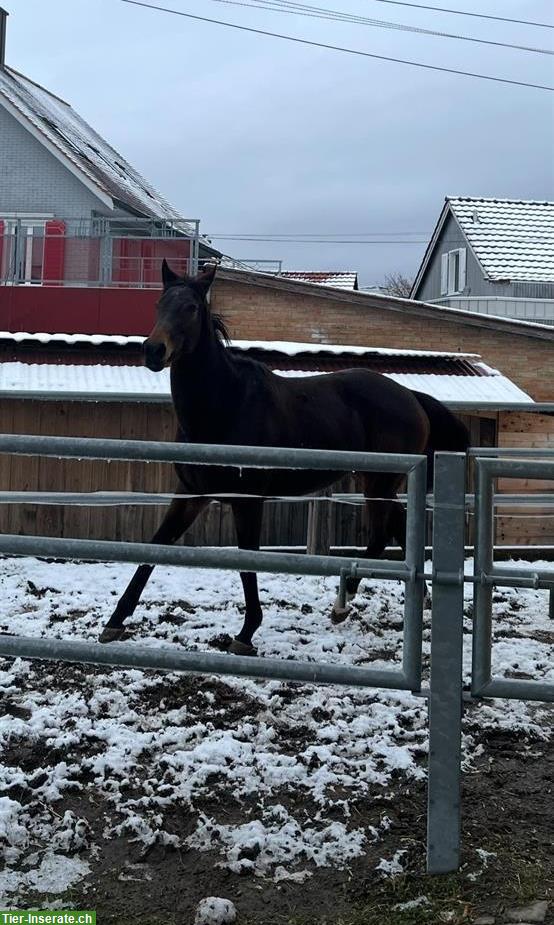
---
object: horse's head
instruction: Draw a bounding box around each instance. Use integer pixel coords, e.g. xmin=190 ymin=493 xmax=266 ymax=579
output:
xmin=143 ymin=260 xmax=217 ymax=371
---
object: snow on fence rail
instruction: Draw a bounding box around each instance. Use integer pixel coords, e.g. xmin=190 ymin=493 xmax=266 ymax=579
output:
xmin=0 ymin=434 xmax=552 ymax=876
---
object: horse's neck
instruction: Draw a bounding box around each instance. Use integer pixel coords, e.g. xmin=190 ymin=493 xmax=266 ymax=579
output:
xmin=170 ymin=330 xmax=237 ymax=440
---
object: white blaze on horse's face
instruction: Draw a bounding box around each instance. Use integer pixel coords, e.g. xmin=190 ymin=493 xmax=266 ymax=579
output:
xmin=143 ymin=261 xmax=217 ymax=372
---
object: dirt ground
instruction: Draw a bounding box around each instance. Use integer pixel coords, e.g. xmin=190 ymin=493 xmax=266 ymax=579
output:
xmin=4 ymin=676 xmax=552 ymax=925
xmin=1 ymin=559 xmax=552 ymax=924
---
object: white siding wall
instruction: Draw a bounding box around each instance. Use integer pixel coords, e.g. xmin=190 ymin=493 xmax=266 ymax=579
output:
xmin=0 ymin=105 xmax=108 ymax=217
xmin=434 ymin=297 xmax=554 ymax=325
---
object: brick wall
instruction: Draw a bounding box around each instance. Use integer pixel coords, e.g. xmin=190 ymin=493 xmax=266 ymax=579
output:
xmin=211 ymin=276 xmax=554 ymax=402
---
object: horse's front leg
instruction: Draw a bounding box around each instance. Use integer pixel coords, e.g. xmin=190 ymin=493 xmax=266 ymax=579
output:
xmin=99 ymin=496 xmax=207 ymax=642
xmin=228 ymin=499 xmax=264 ymax=656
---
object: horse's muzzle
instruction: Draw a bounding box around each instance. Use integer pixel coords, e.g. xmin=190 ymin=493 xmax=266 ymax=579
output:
xmin=144 ymin=340 xmax=167 ymax=372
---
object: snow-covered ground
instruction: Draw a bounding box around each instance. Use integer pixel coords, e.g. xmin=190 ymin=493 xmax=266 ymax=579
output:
xmin=0 ymin=556 xmax=552 ymax=906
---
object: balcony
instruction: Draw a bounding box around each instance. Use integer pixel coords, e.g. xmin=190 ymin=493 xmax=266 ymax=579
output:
xmin=0 ymin=216 xmax=201 ymax=286
xmin=0 ymin=216 xmax=203 ymax=336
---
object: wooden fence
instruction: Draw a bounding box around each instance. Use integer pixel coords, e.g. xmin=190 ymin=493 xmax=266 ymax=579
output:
xmin=0 ymin=399 xmax=552 ymax=547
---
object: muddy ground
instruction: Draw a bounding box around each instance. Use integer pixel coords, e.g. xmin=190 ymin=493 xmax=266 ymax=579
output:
xmin=1 ymin=559 xmax=552 ymax=924
xmin=3 ymin=671 xmax=552 ymax=925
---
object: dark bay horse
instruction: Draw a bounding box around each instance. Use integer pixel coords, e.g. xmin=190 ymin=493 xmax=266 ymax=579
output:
xmin=99 ymin=261 xmax=468 ymax=654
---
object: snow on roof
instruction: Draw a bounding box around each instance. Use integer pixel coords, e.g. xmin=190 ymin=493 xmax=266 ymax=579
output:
xmin=0 ymin=331 xmax=146 ymax=347
xmin=278 ymin=271 xmax=358 ymax=291
xmin=0 ymin=362 xmax=170 ymax=397
xmin=0 ymin=331 xmax=479 ymax=360
xmin=0 ymin=67 xmax=188 ymax=224
xmin=386 ymin=373 xmax=532 ymax=404
xmin=448 ymin=197 xmax=554 ymax=283
xmin=0 ymin=360 xmax=532 ymax=405
xmin=231 ymin=339 xmax=479 ymax=359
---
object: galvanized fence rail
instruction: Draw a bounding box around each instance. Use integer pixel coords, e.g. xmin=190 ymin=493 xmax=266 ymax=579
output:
xmin=0 ymin=434 xmax=552 ymax=875
xmin=472 ymin=455 xmax=554 ymax=702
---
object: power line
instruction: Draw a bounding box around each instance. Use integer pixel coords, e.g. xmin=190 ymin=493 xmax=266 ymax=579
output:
xmin=213 ymin=237 xmax=429 ymax=242
xmin=208 ymin=230 xmax=430 ymax=237
xmin=120 ymin=0 xmax=554 ymax=91
xmin=207 ymin=0 xmax=554 ymax=55
xmin=369 ymin=0 xmax=554 ymax=30
xmin=209 ymin=233 xmax=553 ymax=246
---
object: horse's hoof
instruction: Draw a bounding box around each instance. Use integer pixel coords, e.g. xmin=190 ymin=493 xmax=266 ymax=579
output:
xmin=99 ymin=626 xmax=126 ymax=643
xmin=330 ymin=607 xmax=349 ymax=625
xmin=228 ymin=638 xmax=258 ymax=657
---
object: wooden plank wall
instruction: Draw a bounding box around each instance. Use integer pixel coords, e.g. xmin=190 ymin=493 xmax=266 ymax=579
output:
xmin=496 ymin=411 xmax=554 ymax=546
xmin=0 ymin=399 xmax=315 ymax=547
xmin=0 ymin=400 xmax=551 ymax=548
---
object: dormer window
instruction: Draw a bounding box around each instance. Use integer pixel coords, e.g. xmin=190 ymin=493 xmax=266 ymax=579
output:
xmin=440 ymin=247 xmax=466 ymax=295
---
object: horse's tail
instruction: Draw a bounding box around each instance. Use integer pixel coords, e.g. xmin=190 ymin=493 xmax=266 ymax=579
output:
xmin=411 ymin=390 xmax=470 ymax=489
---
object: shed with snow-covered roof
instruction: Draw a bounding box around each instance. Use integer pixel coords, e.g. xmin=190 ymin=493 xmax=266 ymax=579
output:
xmin=0 ymin=331 xmax=534 ymax=408
xmin=1 ymin=329 xmax=551 ymax=549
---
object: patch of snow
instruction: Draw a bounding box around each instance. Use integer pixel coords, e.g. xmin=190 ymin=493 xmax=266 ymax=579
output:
xmin=376 ymin=849 xmax=406 ymax=876
xmin=194 ymin=897 xmax=237 ymax=925
xmin=187 ymin=807 xmax=368 ymax=876
xmin=0 ymin=797 xmax=28 ymax=848
xmin=393 ymin=896 xmax=430 ymax=911
xmin=476 ymin=848 xmax=497 ymax=866
xmin=0 ymin=852 xmax=90 ymax=902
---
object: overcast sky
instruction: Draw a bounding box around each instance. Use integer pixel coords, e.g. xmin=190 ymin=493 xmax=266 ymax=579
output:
xmin=5 ymin=0 xmax=554 ymax=285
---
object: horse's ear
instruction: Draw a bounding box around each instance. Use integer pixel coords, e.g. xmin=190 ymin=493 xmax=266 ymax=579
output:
xmin=161 ymin=259 xmax=180 ymax=289
xmin=192 ymin=263 xmax=217 ymax=297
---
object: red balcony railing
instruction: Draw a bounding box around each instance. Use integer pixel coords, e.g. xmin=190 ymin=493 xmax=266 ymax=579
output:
xmin=0 ymin=217 xmax=200 ymax=288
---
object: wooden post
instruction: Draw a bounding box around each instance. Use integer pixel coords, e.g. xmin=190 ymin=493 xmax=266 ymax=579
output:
xmin=306 ymin=488 xmax=333 ymax=555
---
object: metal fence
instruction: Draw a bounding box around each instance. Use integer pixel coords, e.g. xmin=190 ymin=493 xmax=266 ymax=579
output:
xmin=0 ymin=434 xmax=552 ymax=875
xmin=0 ymin=217 xmax=201 ymax=286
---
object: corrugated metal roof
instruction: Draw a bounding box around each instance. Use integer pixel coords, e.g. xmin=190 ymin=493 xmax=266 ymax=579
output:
xmin=0 ymin=331 xmax=479 ymax=360
xmin=0 ymin=362 xmax=170 ymax=396
xmin=386 ymin=373 xmax=532 ymax=403
xmin=0 ymin=361 xmax=532 ymax=405
xmin=448 ymin=197 xmax=554 ymax=283
xmin=0 ymin=67 xmax=187 ymax=223
xmin=279 ymin=271 xmax=358 ymax=290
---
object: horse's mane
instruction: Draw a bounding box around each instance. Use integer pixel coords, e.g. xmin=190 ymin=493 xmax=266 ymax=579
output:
xmin=212 ymin=312 xmax=231 ymax=345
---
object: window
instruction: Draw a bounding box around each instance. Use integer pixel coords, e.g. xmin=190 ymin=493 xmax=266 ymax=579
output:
xmin=440 ymin=247 xmax=466 ymax=295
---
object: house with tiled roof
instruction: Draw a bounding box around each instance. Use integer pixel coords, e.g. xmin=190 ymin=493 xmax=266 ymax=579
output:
xmin=278 ymin=271 xmax=359 ymax=291
xmin=411 ymin=197 xmax=554 ymax=325
xmin=0 ymin=8 xmax=219 ymax=288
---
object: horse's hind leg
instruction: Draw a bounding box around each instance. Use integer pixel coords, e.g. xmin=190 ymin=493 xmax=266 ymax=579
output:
xmin=331 ymin=474 xmax=403 ymax=624
xmin=386 ymin=497 xmax=431 ymax=608
xmin=99 ymin=497 xmax=207 ymax=642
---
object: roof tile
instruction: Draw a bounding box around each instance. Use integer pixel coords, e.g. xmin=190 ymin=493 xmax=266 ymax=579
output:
xmin=448 ymin=196 xmax=554 ymax=283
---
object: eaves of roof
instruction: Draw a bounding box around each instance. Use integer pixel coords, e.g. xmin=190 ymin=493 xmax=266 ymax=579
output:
xmin=218 ymin=267 xmax=554 ymax=343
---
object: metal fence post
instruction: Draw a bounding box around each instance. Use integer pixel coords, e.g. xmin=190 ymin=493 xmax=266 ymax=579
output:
xmin=427 ymin=452 xmax=466 ymax=874
xmin=402 ymin=457 xmax=427 ymax=691
xmin=472 ymin=459 xmax=494 ymax=695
